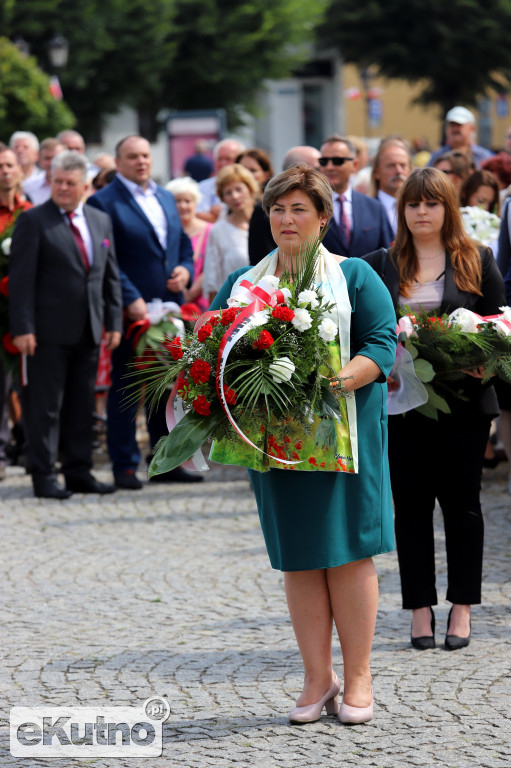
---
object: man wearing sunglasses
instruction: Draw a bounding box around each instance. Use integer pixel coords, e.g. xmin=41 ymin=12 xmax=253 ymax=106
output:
xmin=320 ymin=135 xmax=392 ymax=258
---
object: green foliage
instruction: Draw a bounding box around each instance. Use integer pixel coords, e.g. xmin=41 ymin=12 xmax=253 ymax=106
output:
xmin=320 ymin=0 xmax=511 ymax=114
xmin=148 ymin=406 xmax=226 ymax=476
xmin=166 ymin=0 xmax=327 ymax=126
xmin=1 ymin=0 xmax=326 ymax=137
xmin=0 ymin=36 xmax=74 ymax=138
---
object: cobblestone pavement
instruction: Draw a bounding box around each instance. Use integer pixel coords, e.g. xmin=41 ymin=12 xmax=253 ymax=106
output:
xmin=0 ymin=453 xmax=510 ymax=768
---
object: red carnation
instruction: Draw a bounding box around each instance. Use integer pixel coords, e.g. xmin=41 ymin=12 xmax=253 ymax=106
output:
xmin=190 ymin=359 xmax=211 ymax=384
xmin=209 ymin=316 xmax=219 ymax=326
xmin=193 ymin=395 xmax=211 ymax=416
xmin=223 ymin=385 xmax=237 ymax=405
xmin=198 ymin=323 xmax=213 ymax=341
xmin=253 ymin=330 xmax=274 ymax=350
xmin=167 ymin=337 xmax=183 ymax=360
xmin=0 ymin=276 xmax=9 ymax=297
xmin=272 ymin=304 xmax=294 ymax=322
xmin=3 ymin=332 xmax=20 ymax=355
xmin=220 ymin=307 xmax=238 ymax=326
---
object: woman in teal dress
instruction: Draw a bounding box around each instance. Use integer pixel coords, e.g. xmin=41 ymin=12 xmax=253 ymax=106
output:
xmin=210 ymin=165 xmax=397 ymax=725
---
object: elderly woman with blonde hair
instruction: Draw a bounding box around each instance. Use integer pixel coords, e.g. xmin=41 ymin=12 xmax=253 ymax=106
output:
xmin=166 ymin=176 xmax=212 ymax=311
xmin=203 ymin=163 xmax=259 ymax=302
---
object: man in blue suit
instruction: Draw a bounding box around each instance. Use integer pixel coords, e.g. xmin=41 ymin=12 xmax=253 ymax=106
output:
xmin=319 ymin=135 xmax=393 ymax=258
xmin=87 ymin=135 xmax=199 ymax=489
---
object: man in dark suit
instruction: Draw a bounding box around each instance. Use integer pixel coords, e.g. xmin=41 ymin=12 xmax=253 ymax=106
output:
xmin=9 ymin=151 xmax=122 ymax=499
xmin=319 ymin=135 xmax=393 ymax=258
xmin=87 ymin=135 xmax=198 ymax=489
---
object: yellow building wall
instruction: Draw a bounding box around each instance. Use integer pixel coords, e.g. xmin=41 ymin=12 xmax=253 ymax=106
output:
xmin=342 ymin=64 xmax=510 ymax=152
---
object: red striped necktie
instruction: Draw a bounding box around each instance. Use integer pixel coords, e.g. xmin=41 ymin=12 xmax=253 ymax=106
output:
xmin=66 ymin=211 xmax=90 ymax=272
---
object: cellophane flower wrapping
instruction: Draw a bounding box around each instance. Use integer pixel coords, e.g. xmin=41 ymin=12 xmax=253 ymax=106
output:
xmin=394 ymin=307 xmax=511 ymax=419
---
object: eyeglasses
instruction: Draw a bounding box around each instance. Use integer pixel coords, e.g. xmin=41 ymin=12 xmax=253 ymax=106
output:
xmin=318 ymin=156 xmax=354 ymax=167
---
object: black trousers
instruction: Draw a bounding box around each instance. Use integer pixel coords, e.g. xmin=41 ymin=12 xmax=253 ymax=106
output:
xmin=24 ymin=330 xmax=99 ymax=479
xmin=388 ymin=407 xmax=490 ymax=609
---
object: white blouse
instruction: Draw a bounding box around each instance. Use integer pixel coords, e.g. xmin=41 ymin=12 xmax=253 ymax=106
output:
xmin=202 ymin=219 xmax=249 ymax=295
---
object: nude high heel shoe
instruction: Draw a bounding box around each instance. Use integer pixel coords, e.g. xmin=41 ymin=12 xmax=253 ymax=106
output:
xmin=339 ymin=686 xmax=374 ymax=724
xmin=288 ymin=675 xmax=341 ymax=724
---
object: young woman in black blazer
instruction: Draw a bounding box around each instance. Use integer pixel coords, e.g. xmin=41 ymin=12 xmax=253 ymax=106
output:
xmin=364 ymin=167 xmax=506 ymax=650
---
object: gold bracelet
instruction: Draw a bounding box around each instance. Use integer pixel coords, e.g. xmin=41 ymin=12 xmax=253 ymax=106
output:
xmin=329 ymin=376 xmax=354 ymax=398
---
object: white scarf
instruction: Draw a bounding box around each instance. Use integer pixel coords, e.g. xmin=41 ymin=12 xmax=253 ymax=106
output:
xmin=230 ymin=244 xmax=359 ymax=471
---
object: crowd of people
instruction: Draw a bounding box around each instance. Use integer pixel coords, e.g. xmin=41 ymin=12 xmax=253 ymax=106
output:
xmin=1 ymin=104 xmax=510 ymax=723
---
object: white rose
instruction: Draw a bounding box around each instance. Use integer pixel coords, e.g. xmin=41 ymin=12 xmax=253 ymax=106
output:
xmin=448 ymin=308 xmax=481 ymax=333
xmin=291 ymin=307 xmax=312 ymax=332
xmin=297 ymin=289 xmax=319 ymax=309
xmin=318 ymin=318 xmax=338 ymax=342
xmin=269 ymin=356 xmax=295 ymax=383
xmin=499 ymin=306 xmax=511 ymax=323
xmin=1 ymin=238 xmax=12 ymax=255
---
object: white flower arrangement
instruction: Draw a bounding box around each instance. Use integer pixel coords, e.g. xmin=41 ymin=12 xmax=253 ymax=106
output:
xmin=460 ymin=206 xmax=500 ymax=248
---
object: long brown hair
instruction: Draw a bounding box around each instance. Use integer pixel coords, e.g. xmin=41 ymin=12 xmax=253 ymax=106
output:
xmin=391 ymin=167 xmax=482 ymax=297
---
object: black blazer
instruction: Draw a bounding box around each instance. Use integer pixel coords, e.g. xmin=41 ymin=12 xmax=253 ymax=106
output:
xmin=363 ymin=245 xmax=506 ymax=415
xmin=9 ymin=199 xmax=123 ymax=346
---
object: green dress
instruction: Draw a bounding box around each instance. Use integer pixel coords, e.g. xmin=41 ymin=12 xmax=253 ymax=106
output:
xmin=210 ymin=258 xmax=397 ymax=571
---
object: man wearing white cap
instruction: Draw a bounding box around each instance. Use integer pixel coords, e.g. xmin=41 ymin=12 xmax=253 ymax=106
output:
xmin=429 ymin=106 xmax=493 ymax=168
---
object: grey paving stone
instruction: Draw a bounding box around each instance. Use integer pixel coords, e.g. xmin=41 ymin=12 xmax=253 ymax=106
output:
xmin=0 ymin=459 xmax=510 ymax=767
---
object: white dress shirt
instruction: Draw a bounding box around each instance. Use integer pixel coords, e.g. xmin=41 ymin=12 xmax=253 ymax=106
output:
xmin=22 ymin=174 xmax=51 ymax=206
xmin=60 ymin=202 xmax=94 ymax=266
xmin=377 ymin=189 xmax=398 ymax=236
xmin=117 ymin=173 xmax=168 ymax=249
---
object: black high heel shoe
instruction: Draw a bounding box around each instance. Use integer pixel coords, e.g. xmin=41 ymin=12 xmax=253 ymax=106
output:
xmin=411 ymin=607 xmax=435 ymax=650
xmin=445 ymin=607 xmax=471 ymax=650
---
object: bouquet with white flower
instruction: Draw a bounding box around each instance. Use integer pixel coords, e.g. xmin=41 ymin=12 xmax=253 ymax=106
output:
xmin=129 ymin=239 xmax=354 ymax=476
xmin=460 ymin=206 xmax=500 ymax=248
xmin=390 ymin=306 xmax=511 ymax=419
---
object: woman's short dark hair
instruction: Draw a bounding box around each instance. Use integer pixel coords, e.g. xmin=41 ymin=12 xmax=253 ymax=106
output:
xmin=262 ymin=164 xmax=334 ymax=220
xmin=236 ymin=148 xmax=275 ymax=179
xmin=459 ymin=170 xmax=500 ymax=210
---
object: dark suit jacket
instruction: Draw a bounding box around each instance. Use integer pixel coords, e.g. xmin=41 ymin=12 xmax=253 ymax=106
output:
xmin=9 ymin=200 xmax=122 ymax=346
xmin=363 ymin=245 xmax=506 ymax=414
xmin=322 ymin=191 xmax=393 ymax=259
xmin=249 ymin=191 xmax=393 ymax=265
xmin=87 ymin=176 xmax=194 ymax=307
